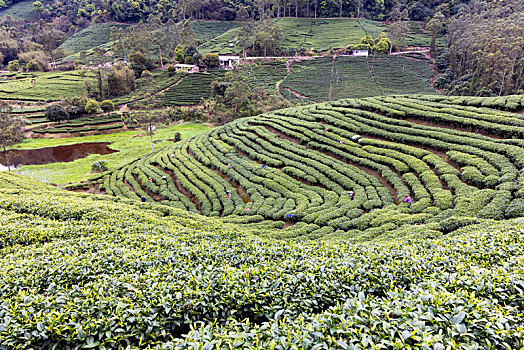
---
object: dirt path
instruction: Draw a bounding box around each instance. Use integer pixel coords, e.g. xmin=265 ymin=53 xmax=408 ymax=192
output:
xmin=118 ymin=104 xmax=129 ymax=113
xmin=283 ymin=87 xmax=308 ymax=100
xmin=366 ymin=56 xmax=382 ymax=96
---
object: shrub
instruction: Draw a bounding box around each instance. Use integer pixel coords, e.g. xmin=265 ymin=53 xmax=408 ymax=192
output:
xmin=167 ymin=65 xmax=176 ymax=76
xmin=45 ymin=104 xmax=70 ymax=124
xmin=140 ymin=70 xmax=152 ymax=79
xmin=91 ymin=160 xmax=108 ymax=173
xmin=100 ymin=100 xmax=115 ymax=112
xmin=202 ymin=53 xmax=219 ymax=68
xmin=85 ymin=100 xmax=100 ymax=114
xmin=7 ymin=60 xmax=20 ymax=72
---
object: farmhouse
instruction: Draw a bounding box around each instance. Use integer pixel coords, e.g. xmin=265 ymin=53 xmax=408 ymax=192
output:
xmin=174 ymin=64 xmax=200 ymax=73
xmin=219 ymin=56 xmax=240 ymax=69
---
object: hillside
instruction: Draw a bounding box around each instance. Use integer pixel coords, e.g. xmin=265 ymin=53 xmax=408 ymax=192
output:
xmin=59 ymin=23 xmax=130 ymax=55
xmin=198 ymin=18 xmax=444 ymax=54
xmin=0 ymin=0 xmax=51 ymax=21
xmin=0 ymin=172 xmax=523 ymax=348
xmin=0 ymin=71 xmax=96 ymax=101
xmin=281 ymin=55 xmax=435 ymax=102
xmin=59 ymin=18 xmax=442 ymax=61
xmin=98 ymin=94 xmax=524 ymax=242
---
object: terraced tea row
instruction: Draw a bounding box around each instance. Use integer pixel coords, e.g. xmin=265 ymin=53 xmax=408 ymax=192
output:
xmin=100 ymin=94 xmax=524 ymax=241
xmin=1 ymin=182 xmax=523 ymax=348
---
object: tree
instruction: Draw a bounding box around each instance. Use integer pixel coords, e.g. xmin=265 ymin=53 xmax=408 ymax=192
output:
xmin=174 ymin=44 xmax=185 ymax=63
xmin=100 ymin=100 xmax=115 ymax=112
xmin=237 ymin=10 xmax=255 ymax=59
xmin=426 ymin=11 xmax=445 ymax=56
xmin=107 ymin=65 xmax=136 ymax=97
xmin=85 ymin=100 xmax=100 ymax=114
xmin=354 ymin=0 xmax=363 ymax=18
xmin=387 ymin=20 xmax=409 ymax=53
xmin=202 ymin=53 xmax=219 ymax=68
xmin=45 ymin=104 xmax=70 ymax=124
xmin=129 ymin=51 xmax=152 ymax=77
xmin=0 ymin=102 xmax=25 ymax=170
xmin=373 ymin=34 xmax=391 ymax=53
xmin=179 ymin=19 xmax=196 ymax=48
xmin=255 ymin=15 xmax=282 ymax=58
xmin=446 ymin=0 xmax=524 ymax=96
xmin=32 ymin=1 xmax=43 ymax=14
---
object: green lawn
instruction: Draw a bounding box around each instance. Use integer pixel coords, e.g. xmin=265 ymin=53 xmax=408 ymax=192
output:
xmin=14 ymin=123 xmax=212 ymax=185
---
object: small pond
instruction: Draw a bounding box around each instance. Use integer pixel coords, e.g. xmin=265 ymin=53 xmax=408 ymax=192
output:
xmin=0 ymin=142 xmax=117 ymax=170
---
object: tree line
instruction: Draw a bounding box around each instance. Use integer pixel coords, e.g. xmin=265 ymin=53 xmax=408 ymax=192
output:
xmin=0 ymin=0 xmax=469 ymax=23
xmin=434 ymin=0 xmax=524 ymax=96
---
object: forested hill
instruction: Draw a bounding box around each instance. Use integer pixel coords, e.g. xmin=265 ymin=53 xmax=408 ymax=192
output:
xmin=2 ymin=0 xmax=468 ymax=23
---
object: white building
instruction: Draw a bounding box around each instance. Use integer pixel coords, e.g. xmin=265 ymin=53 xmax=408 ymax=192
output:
xmin=174 ymin=64 xmax=200 ymax=73
xmin=353 ymin=50 xmax=369 ymax=57
xmin=219 ymin=56 xmax=240 ymax=69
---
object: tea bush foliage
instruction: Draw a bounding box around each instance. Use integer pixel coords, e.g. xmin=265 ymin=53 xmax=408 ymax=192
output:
xmin=0 ymin=174 xmax=523 ymax=348
xmin=101 ymin=94 xmax=524 ymax=242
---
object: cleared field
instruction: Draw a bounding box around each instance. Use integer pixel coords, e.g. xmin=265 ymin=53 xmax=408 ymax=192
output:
xmin=280 ymin=55 xmax=435 ymax=102
xmin=0 ymin=71 xmax=96 ymax=101
xmin=60 ymin=23 xmax=130 ymax=54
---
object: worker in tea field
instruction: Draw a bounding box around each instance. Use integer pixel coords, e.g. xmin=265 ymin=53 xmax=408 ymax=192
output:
xmin=347 ymin=191 xmax=354 ymax=200
xmin=285 ymin=213 xmax=295 ymax=219
xmin=403 ymin=195 xmax=413 ymax=205
xmin=262 ymin=164 xmax=266 ymax=169
xmin=141 ymin=196 xmax=146 ymax=202
xmin=225 ymin=190 xmax=232 ymax=199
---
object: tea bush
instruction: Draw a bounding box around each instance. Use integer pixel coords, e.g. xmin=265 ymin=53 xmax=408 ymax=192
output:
xmin=0 ymin=179 xmax=522 ymax=348
xmin=101 ymin=95 xmax=524 ymax=241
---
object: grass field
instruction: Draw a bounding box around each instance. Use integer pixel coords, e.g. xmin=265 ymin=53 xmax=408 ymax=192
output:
xmin=59 ymin=23 xmax=130 ymax=55
xmin=0 ymin=70 xmax=96 ymax=101
xmin=14 ymin=123 xmax=212 ymax=184
xmin=280 ymin=55 xmax=435 ymax=102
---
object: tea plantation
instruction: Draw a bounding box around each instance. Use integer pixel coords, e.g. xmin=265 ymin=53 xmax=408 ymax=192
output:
xmin=198 ymin=18 xmax=444 ymax=54
xmin=59 ymin=23 xmax=130 ymax=54
xmin=1 ymin=164 xmax=524 ymax=348
xmin=281 ymin=55 xmax=435 ymax=102
xmin=0 ymin=71 xmax=97 ymax=101
xmin=95 ymin=94 xmax=524 ymax=242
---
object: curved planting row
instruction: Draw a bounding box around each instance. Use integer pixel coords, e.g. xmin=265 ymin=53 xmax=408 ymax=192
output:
xmin=100 ymin=94 xmax=524 ymax=241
